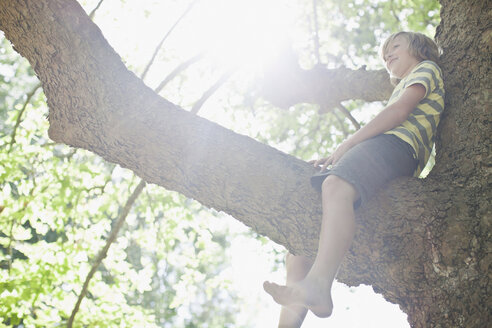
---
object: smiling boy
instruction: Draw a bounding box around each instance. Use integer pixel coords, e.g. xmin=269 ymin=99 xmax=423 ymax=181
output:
xmin=263 ymin=32 xmax=445 ymax=327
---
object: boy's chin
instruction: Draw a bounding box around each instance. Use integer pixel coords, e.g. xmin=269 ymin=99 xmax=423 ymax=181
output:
xmin=390 ymin=71 xmax=403 ymax=79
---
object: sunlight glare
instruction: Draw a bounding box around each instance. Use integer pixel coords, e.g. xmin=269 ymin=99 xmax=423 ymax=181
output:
xmin=190 ymin=0 xmax=298 ymax=72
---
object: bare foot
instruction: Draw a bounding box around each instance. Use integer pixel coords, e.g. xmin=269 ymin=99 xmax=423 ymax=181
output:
xmin=263 ymin=278 xmax=333 ymax=318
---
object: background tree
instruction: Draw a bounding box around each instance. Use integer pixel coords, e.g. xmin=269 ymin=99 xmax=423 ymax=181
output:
xmin=0 ymin=0 xmax=490 ymax=327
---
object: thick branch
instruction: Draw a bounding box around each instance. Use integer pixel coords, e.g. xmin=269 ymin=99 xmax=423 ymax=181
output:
xmin=258 ymin=62 xmax=393 ymax=109
xmin=0 ymin=0 xmax=323 ymax=253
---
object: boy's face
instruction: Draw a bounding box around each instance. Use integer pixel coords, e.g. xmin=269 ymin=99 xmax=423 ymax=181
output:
xmin=384 ymin=35 xmax=420 ymax=79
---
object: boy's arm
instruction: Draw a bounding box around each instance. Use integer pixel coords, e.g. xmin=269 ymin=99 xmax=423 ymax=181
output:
xmin=313 ymin=83 xmax=426 ymax=170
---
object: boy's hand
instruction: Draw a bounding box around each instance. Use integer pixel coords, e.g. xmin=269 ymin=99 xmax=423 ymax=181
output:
xmin=309 ymin=141 xmax=353 ymax=171
xmin=309 ymin=156 xmax=332 ymax=172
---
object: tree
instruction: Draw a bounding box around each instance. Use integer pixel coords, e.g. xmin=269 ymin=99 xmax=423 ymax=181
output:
xmin=0 ymin=0 xmax=490 ymax=327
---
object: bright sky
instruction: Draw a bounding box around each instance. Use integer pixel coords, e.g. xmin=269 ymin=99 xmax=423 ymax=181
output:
xmin=80 ymin=0 xmax=410 ymax=326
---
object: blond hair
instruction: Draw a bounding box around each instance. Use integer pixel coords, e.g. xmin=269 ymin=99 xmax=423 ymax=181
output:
xmin=381 ymin=32 xmax=440 ymax=84
xmin=381 ymin=31 xmax=440 ymax=63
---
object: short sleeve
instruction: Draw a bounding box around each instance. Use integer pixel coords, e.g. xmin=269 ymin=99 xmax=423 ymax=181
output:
xmin=404 ymin=61 xmax=442 ymax=98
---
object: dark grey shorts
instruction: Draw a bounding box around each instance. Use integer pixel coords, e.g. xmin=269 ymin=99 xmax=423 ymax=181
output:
xmin=310 ymin=134 xmax=417 ymax=208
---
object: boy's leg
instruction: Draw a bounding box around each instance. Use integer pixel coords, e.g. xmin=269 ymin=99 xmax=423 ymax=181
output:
xmin=264 ymin=175 xmax=358 ymax=318
xmin=278 ymin=253 xmax=313 ymax=328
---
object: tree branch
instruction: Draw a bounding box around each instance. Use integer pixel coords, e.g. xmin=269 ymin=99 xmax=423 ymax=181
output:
xmin=336 ymin=103 xmax=360 ymax=130
xmin=8 ymin=82 xmax=42 ymax=153
xmin=7 ymin=179 xmax=37 ymax=273
xmin=333 ymin=111 xmax=349 ymax=138
xmin=140 ymin=0 xmax=200 ymax=81
xmin=190 ymin=68 xmax=235 ymax=114
xmin=0 ymin=0 xmax=353 ymax=256
xmin=88 ymin=0 xmax=104 ymax=20
xmin=389 ymin=0 xmax=401 ymax=24
xmin=154 ymin=52 xmax=204 ymax=94
xmin=67 ymin=179 xmax=146 ymax=328
xmin=6 ymin=217 xmax=15 ymax=273
xmin=258 ymin=60 xmax=393 ymax=110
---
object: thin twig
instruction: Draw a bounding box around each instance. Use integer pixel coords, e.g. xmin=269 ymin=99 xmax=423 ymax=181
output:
xmin=140 ymin=0 xmax=201 ymax=81
xmin=88 ymin=0 xmax=105 ymax=20
xmin=7 ymin=179 xmax=37 ymax=274
xmin=154 ymin=52 xmax=205 ymax=94
xmin=67 ymin=180 xmax=146 ymax=328
xmin=332 ymin=110 xmax=349 ymax=138
xmin=8 ymin=83 xmax=42 ymax=153
xmin=40 ymin=142 xmax=57 ymax=147
xmin=336 ymin=103 xmax=360 ymax=130
xmin=191 ymin=68 xmax=235 ymax=115
xmin=389 ymin=0 xmax=401 ymax=23
xmin=54 ymin=148 xmax=77 ymax=159
xmin=7 ymin=218 xmax=15 ymax=274
xmin=84 ymin=178 xmax=111 ymax=194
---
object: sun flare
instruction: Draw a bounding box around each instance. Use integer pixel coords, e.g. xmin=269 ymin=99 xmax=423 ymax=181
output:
xmin=189 ymin=0 xmax=299 ymax=72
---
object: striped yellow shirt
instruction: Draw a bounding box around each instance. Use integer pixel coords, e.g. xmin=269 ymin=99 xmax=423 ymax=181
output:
xmin=384 ymin=60 xmax=445 ymax=176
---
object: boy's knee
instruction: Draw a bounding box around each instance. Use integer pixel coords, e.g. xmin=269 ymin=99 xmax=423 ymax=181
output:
xmin=321 ymin=175 xmax=358 ymax=200
xmin=321 ymin=176 xmax=343 ymax=194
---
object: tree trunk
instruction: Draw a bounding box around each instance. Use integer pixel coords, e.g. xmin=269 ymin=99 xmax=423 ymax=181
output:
xmin=0 ymin=0 xmax=490 ymax=327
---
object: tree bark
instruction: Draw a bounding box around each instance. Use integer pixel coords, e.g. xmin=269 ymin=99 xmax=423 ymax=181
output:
xmin=0 ymin=0 xmax=490 ymax=327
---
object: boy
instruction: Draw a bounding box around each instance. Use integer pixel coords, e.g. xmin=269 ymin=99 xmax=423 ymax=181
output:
xmin=264 ymin=31 xmax=444 ymax=327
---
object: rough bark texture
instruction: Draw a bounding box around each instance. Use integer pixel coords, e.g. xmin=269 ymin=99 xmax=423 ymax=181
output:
xmin=0 ymin=0 xmax=490 ymax=327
